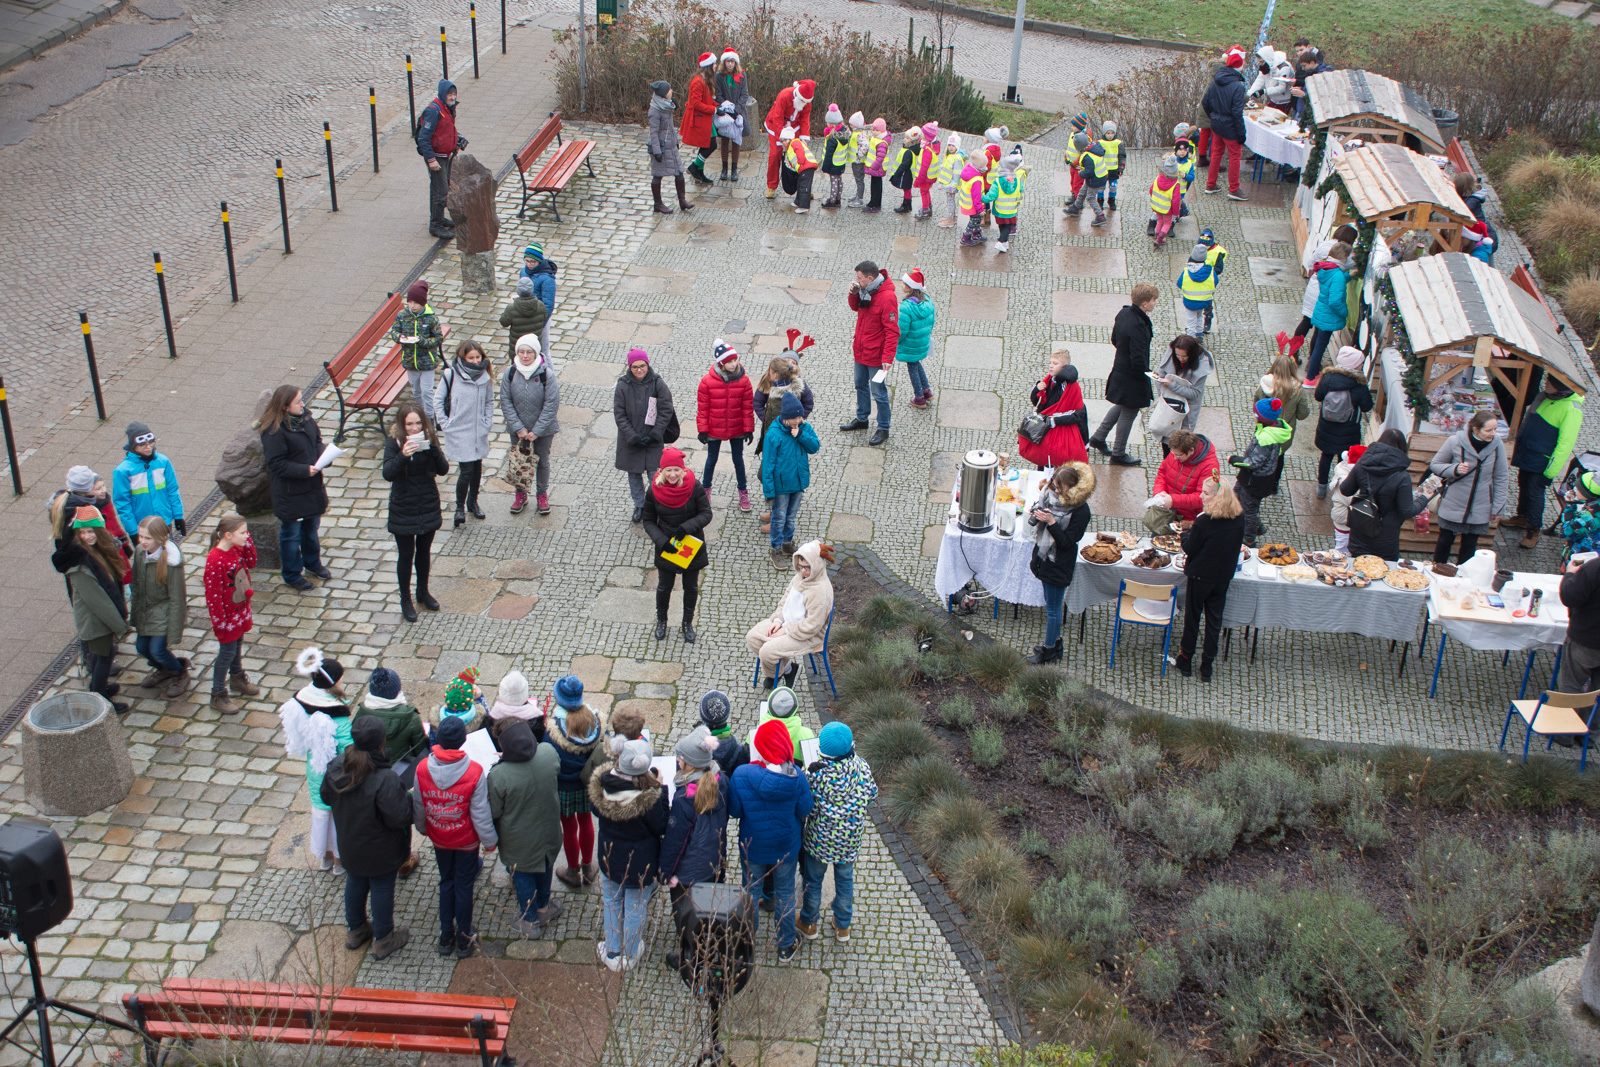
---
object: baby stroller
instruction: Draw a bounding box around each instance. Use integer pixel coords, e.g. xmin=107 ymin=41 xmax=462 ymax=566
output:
xmin=1547 ymin=450 xmax=1600 ymax=535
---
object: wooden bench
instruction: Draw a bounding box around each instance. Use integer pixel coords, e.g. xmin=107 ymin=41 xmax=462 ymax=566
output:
xmin=1446 ymin=137 xmax=1472 ymax=177
xmin=512 ymin=111 xmax=595 ymax=222
xmin=124 ymin=977 xmax=516 ymax=1066
xmin=323 ymin=291 xmax=448 ymax=443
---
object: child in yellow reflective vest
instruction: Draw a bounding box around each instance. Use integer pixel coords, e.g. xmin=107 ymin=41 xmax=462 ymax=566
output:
xmin=1062 ymin=131 xmax=1109 ymax=227
xmin=889 ymin=126 xmax=922 ymax=214
xmin=981 ymin=147 xmax=1027 ymax=252
xmin=933 ymin=134 xmax=965 ymax=229
xmin=1146 ymin=155 xmax=1184 ymax=248
xmin=1173 ymin=137 xmax=1197 ymax=218
xmin=911 ymin=122 xmax=940 ymax=220
xmin=846 ymin=111 xmax=869 ymax=206
xmin=864 ymin=117 xmax=889 ymax=212
xmin=957 ymin=161 xmax=986 ymax=246
xmin=819 ymin=103 xmax=850 ymax=209
xmin=1097 ymin=120 xmax=1123 ymax=211
xmin=778 ymin=128 xmax=819 ymax=213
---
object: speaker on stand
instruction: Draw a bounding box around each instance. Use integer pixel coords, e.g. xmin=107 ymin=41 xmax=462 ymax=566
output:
xmin=0 ymin=820 xmax=141 ymax=1065
xmin=672 ymin=882 xmax=755 ymax=1066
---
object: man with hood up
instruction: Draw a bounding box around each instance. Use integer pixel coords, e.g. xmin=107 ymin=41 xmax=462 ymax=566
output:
xmin=1200 ymin=47 xmax=1249 ymax=201
xmin=417 ymin=79 xmax=469 ymax=239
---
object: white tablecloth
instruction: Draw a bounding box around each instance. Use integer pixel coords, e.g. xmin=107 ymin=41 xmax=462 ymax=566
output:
xmin=1428 ymin=572 xmax=1567 ymax=653
xmin=1244 ymin=111 xmax=1310 ymax=169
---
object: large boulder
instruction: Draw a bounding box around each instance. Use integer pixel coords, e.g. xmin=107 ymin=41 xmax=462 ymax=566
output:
xmin=213 ymin=390 xmax=281 ymax=569
xmin=446 ymin=152 xmax=500 ymax=254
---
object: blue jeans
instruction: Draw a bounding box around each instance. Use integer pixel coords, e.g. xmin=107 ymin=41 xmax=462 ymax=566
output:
xmin=1042 ymin=582 xmax=1067 ymax=646
xmin=904 ymin=360 xmax=930 ymax=397
xmin=1306 ymin=327 xmax=1335 ymax=380
xmin=600 ymin=874 xmax=655 ymax=961
xmin=512 ymin=867 xmax=553 ymax=922
xmin=433 ymin=846 xmax=480 ymax=944
xmin=799 ymin=853 xmax=855 ymax=930
xmin=770 ymin=492 xmax=803 ymax=549
xmin=279 ymin=514 xmax=322 ymax=581
xmin=853 ymin=361 xmax=891 ymax=428
xmin=702 ymin=437 xmax=747 ymax=492
xmin=135 ymin=634 xmax=182 ymax=673
xmin=742 ymin=853 xmax=798 ymax=950
xmin=344 ymin=871 xmax=397 ymax=940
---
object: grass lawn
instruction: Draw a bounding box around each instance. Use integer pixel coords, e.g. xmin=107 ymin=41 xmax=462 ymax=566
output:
xmin=974 ymin=0 xmax=1585 ymax=53
xmin=987 ymin=101 xmax=1060 ymax=140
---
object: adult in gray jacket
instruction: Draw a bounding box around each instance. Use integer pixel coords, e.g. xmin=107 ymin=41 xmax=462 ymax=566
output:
xmin=614 ymin=348 xmax=677 ymax=523
xmin=1428 ymin=411 xmax=1508 ymax=565
xmin=647 ymin=80 xmax=694 ymax=214
xmin=501 ymin=335 xmax=561 ymax=518
xmin=434 ymin=340 xmax=496 ymax=528
xmin=1152 ymin=334 xmax=1213 ymax=445
xmin=488 ymin=720 xmax=564 ymax=937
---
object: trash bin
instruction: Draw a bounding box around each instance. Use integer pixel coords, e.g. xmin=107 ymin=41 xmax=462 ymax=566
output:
xmin=1431 ymin=107 xmax=1459 ymax=142
xmin=21 ymin=691 xmax=135 ymax=817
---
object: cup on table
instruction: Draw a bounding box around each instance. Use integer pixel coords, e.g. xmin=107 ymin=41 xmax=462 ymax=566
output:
xmin=1492 ymin=569 xmax=1512 ymax=593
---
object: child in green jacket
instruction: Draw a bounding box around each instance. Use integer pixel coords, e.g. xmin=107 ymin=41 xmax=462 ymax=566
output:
xmin=131 ymin=516 xmax=189 ymax=699
xmin=391 ymin=280 xmax=445 ymax=423
xmin=1230 ymin=397 xmax=1293 ymax=546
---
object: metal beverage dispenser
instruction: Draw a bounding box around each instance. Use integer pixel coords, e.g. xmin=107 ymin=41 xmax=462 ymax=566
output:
xmin=957 ymin=449 xmax=998 ymax=534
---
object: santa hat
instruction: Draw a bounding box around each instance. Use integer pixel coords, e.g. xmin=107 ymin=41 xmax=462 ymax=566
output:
xmin=824 ymin=102 xmax=843 ymax=125
xmin=1254 ymin=397 xmax=1285 ymax=423
xmin=711 ymin=338 xmax=740 ymax=366
xmin=795 ymin=79 xmax=815 ymax=102
xmin=1224 ymin=46 xmax=1246 ymax=68
xmin=697 ymin=51 xmax=716 ymax=68
xmin=1463 ymin=221 xmax=1489 ymax=243
xmin=753 ymin=719 xmax=794 ymax=767
xmin=720 ymin=47 xmax=739 ymax=64
xmin=1344 ymin=445 xmax=1368 ymax=465
xmin=901 ymin=268 xmax=926 ymax=290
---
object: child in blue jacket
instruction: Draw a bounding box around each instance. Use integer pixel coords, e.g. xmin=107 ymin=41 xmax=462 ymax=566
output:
xmin=895 ymin=269 xmax=936 ymax=408
xmin=760 ymin=394 xmax=822 ymax=566
xmin=1304 ymin=240 xmax=1352 ymax=381
xmin=112 ymin=420 xmax=185 ymax=536
xmin=519 ymin=242 xmax=559 ymax=357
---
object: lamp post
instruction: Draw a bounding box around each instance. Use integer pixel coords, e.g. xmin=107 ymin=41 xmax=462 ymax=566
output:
xmin=1003 ymin=0 xmax=1025 ymax=105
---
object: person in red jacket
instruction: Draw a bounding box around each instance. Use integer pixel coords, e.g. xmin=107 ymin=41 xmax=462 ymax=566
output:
xmin=412 ymin=715 xmax=498 ymax=959
xmin=681 ymin=53 xmax=719 ymax=187
xmin=763 ymin=78 xmax=815 ymax=198
xmin=1144 ymin=429 xmax=1221 ymax=533
xmin=1018 ymin=348 xmax=1088 ymax=469
xmin=841 ymin=261 xmax=899 ymax=446
xmin=202 ymin=513 xmax=262 ymax=715
xmin=696 ymin=339 xmax=756 ymax=511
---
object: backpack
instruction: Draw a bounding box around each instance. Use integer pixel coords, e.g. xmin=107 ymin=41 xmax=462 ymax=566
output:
xmin=1321 ymin=386 xmax=1357 ymax=424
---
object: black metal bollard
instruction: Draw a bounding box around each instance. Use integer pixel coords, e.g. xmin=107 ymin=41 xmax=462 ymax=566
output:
xmin=0 ymin=371 xmax=20 ymax=495
xmin=152 ymin=253 xmax=177 ymax=359
xmin=323 ymin=122 xmax=338 ymax=212
xmin=470 ymin=3 xmax=479 ymax=79
xmin=369 ymin=87 xmax=380 ymax=172
xmin=220 ymin=202 xmax=238 ymax=303
xmin=276 ymin=158 xmax=292 ymax=254
xmin=406 ymin=54 xmax=417 ymax=136
xmin=79 ymin=312 xmax=106 ymax=421
xmin=499 ymin=0 xmax=506 ymax=53
xmin=440 ymin=25 xmax=449 ymax=81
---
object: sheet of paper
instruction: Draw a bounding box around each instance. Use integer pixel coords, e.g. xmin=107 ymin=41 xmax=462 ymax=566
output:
xmin=313 ymin=443 xmax=348 ymax=471
xmin=800 ymin=737 xmax=821 ymax=766
xmin=871 ymin=368 xmax=887 ymax=385
xmin=651 ymin=756 xmax=677 ymax=792
xmin=463 ymin=729 xmax=501 ymax=771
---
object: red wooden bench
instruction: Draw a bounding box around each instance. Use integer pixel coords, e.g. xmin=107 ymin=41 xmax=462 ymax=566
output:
xmin=1446 ymin=137 xmax=1472 ymax=177
xmin=124 ymin=977 xmax=516 ymax=1066
xmin=323 ymin=291 xmax=448 ymax=442
xmin=512 ymin=111 xmax=595 ymax=221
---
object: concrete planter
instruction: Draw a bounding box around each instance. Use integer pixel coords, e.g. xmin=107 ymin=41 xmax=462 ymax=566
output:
xmin=21 ymin=691 xmax=135 ymax=816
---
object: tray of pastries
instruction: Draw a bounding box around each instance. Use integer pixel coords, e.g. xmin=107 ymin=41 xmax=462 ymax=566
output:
xmin=1151 ymin=533 xmax=1184 ymax=553
xmin=1384 ymin=568 xmax=1430 ymax=591
xmin=1093 ymin=530 xmax=1140 ymax=550
xmin=1257 ymin=543 xmax=1299 ymax=566
xmin=1131 ymin=548 xmax=1172 ymax=570
xmin=1317 ymin=565 xmax=1370 ymax=588
xmin=1351 ymin=555 xmax=1390 ymax=580
xmin=1081 ymin=541 xmax=1125 ymax=565
xmin=1308 ymin=550 xmax=1348 ymax=567
xmin=1281 ymin=563 xmax=1317 ymax=582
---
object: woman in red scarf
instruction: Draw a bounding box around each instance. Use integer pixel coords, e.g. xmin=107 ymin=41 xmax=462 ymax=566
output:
xmin=1018 ymin=348 xmax=1089 ymax=468
xmin=642 ymin=447 xmax=713 ymax=644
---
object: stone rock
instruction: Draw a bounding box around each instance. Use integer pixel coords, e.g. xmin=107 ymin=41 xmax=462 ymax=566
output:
xmin=213 ymin=392 xmax=275 ymax=515
xmin=460 ymin=249 xmax=496 ymax=294
xmin=1519 ymin=943 xmax=1600 ymax=1064
xmin=446 ymin=153 xmax=500 ymax=256
xmin=1583 ymin=911 xmax=1600 ymax=1013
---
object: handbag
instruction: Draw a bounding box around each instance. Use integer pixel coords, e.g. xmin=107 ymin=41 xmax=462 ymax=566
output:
xmin=1147 ymin=396 xmax=1188 ymax=438
xmin=1347 ymin=488 xmax=1383 ymax=541
xmin=1018 ymin=412 xmax=1049 ymax=445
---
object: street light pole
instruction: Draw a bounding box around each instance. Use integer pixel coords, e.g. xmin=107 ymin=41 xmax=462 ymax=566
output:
xmin=1003 ymin=0 xmax=1025 ymax=105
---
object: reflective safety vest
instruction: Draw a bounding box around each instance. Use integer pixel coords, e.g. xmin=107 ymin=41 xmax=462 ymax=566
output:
xmin=1205 ymin=245 xmax=1228 ymax=276
xmin=934 ymin=150 xmax=964 ymax=187
xmin=866 ymin=134 xmax=886 ymax=165
xmin=1099 ymin=137 xmax=1122 ymax=171
xmin=1077 ymin=149 xmax=1107 ymax=181
xmin=1149 ymin=178 xmax=1175 ymax=216
xmin=958 ymin=172 xmax=984 ymax=216
xmin=891 ymin=143 xmax=916 ymax=174
xmin=1175 ymin=155 xmax=1196 ymax=188
xmin=825 ymin=132 xmax=851 ymax=169
xmin=990 ymin=173 xmax=1025 ymax=217
xmin=848 ymin=129 xmax=870 ymax=163
xmin=1180 ymin=265 xmax=1216 ymax=305
xmin=785 ymin=138 xmax=818 ymax=172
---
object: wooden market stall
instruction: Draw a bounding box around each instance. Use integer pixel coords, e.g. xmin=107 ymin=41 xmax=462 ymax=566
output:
xmin=1305 ymin=69 xmax=1446 ymax=154
xmin=1374 ymin=253 xmax=1586 ymax=553
xmin=1329 ymin=143 xmax=1475 ymax=253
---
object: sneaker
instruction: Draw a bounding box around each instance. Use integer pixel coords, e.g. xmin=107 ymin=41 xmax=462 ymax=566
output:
xmin=765 ymin=188 xmax=777 ymax=200
xmin=510 ymin=490 xmax=528 ymax=515
xmin=345 ymin=923 xmax=372 ymax=950
xmin=797 ymin=920 xmax=820 ymax=941
xmin=770 ymin=549 xmax=790 ymax=571
xmin=777 ymin=944 xmax=797 ymax=962
xmin=1520 ymin=530 xmax=1541 ymax=550
xmin=1203 ymin=185 xmax=1220 ymax=195
xmin=1090 ymin=214 xmax=1106 ymax=227
xmin=995 ymin=242 xmax=1009 ymax=253
xmin=795 ymin=206 xmax=809 ymax=214
xmin=536 ymin=492 xmax=550 ymax=515
xmin=833 ymin=924 xmax=851 ymax=943
xmin=894 ymin=202 xmax=913 ymax=214
xmin=738 ymin=489 xmax=751 ymax=512
xmin=162 ymin=669 xmax=191 ymax=699
xmin=437 ymin=935 xmax=455 ymax=957
xmin=781 ymin=541 xmax=797 ymax=556
xmin=370 ymin=927 xmax=409 ymax=960
xmin=1227 ymin=190 xmax=1249 ymax=201
xmin=536 ymin=899 xmax=564 ymax=925
xmin=910 ymin=396 xmax=928 ymax=409
xmin=922 ymin=388 xmax=935 ymax=403
xmin=597 ymin=941 xmax=623 ymax=972
xmin=284 ymin=575 xmax=315 ymax=592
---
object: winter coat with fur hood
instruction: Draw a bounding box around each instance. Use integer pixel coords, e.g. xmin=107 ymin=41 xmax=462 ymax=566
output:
xmin=588 ymin=763 xmax=670 ymax=885
xmin=1028 ymin=462 xmax=1095 ymax=588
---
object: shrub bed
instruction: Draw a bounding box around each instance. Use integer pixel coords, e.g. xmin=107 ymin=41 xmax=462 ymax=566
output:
xmin=828 ymin=559 xmax=1600 ymax=1065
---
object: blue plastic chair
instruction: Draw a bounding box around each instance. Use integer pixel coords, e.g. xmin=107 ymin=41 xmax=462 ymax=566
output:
xmin=1499 ymin=687 xmax=1600 ymax=770
xmin=750 ymin=608 xmax=837 ymax=698
xmin=1108 ymin=579 xmax=1178 ymax=677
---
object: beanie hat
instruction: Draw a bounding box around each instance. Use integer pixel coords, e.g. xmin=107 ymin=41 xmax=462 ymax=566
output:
xmin=1174 ymin=136 xmax=1192 ymax=153
xmin=125 ymin=421 xmax=155 ymax=451
xmin=901 ymin=268 xmax=926 ymax=290
xmin=753 ymin=719 xmax=793 ymax=767
xmin=819 ymin=721 xmax=854 ymax=759
xmin=1335 ymin=346 xmax=1364 ymax=372
xmin=1259 ymin=373 xmax=1278 ymax=395
xmin=70 ymin=505 xmax=105 ymax=529
xmin=697 ymin=51 xmax=716 ymax=68
xmin=720 ymin=48 xmax=739 ymax=64
xmin=351 ymin=716 xmax=387 ymax=755
xmin=497 ymin=670 xmax=530 ymax=708
xmin=405 ymin=281 xmax=429 ymax=304
xmin=515 ymin=333 xmax=542 ymax=355
xmin=516 ymin=276 xmax=534 ymax=297
xmin=1072 ymin=131 xmax=1090 ymax=152
xmin=676 ymin=725 xmax=715 ymax=770
xmin=946 ymin=133 xmax=961 ymax=153
xmin=553 ymin=674 xmax=584 ymax=710
xmin=1463 ymin=221 xmax=1488 ymax=242
xmin=650 ymin=80 xmax=671 ymax=97
xmin=1101 ymin=120 xmax=1118 ymax=137
xmin=659 ymin=446 xmax=687 ymax=473
xmin=698 ymin=690 xmax=732 ymax=732
xmin=871 ymin=117 xmax=887 ymax=135
xmin=626 ymin=347 xmax=650 ymax=366
xmin=1158 ymin=155 xmax=1179 ymax=178
xmin=796 ymin=79 xmax=815 ymax=101
xmin=779 ymin=392 xmax=805 ymax=420
xmin=904 ymin=126 xmax=922 ymax=142
xmin=368 ymin=667 xmax=402 ymax=700
xmin=1002 ymin=146 xmax=1023 ymax=172
xmin=778 ymin=125 xmax=796 ymax=144
xmin=524 ymin=242 xmax=544 ymax=260
xmin=1224 ymin=46 xmax=1246 ymax=68
xmin=1070 ymin=111 xmax=1090 ymax=133
xmin=824 ymin=103 xmax=843 ymax=125
xmin=1173 ymin=122 xmax=1192 ymax=142
xmin=443 ymin=672 xmax=476 ymax=711
xmin=1198 ymin=228 xmax=1217 ymax=247
xmin=848 ymin=110 xmax=864 ymax=129
xmin=435 ymin=715 xmax=467 ymax=751
xmin=65 ymin=465 xmax=98 ymax=493
xmin=617 ymin=738 xmax=654 ymax=777
xmin=1189 ymin=244 xmax=1209 ymax=263
xmin=712 ymin=338 xmax=739 ymax=366
xmin=921 ymin=122 xmax=940 ymax=142
xmin=1255 ymin=396 xmax=1284 ymax=423
xmin=767 ymin=685 xmax=799 ymax=720
xmin=1580 ymin=471 xmax=1600 ymax=501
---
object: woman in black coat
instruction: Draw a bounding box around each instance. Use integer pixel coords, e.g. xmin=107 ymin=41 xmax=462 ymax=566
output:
xmin=382 ymin=401 xmax=450 ymax=622
xmin=1089 ymin=284 xmax=1158 ymax=466
xmin=1176 ymin=477 xmax=1246 ymax=682
xmin=1312 ymin=347 xmax=1374 ymax=497
xmin=320 ymin=717 xmax=413 ymax=959
xmin=1339 ymin=428 xmax=1426 ymax=560
xmin=259 ymin=384 xmax=330 ymax=591
xmin=1026 ymin=462 xmax=1095 ymax=664
xmin=642 ymin=445 xmax=713 ymax=643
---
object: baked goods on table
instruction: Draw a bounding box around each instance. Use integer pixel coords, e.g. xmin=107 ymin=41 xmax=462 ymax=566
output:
xmin=1093 ymin=531 xmax=1137 ymax=549
xmin=1351 ymin=555 xmax=1389 ymax=580
xmin=1432 ymin=561 xmax=1458 ymax=577
xmin=1281 ymin=563 xmax=1317 ymax=582
xmin=1257 ymin=543 xmax=1299 ymax=566
xmin=1317 ymin=566 xmax=1369 ymax=588
xmin=1384 ymin=568 xmax=1429 ymax=591
xmin=1131 ymin=548 xmax=1172 ymax=569
xmin=1081 ymin=542 xmax=1124 ymax=565
xmin=1309 ymin=550 xmax=1348 ymax=567
xmin=1151 ymin=533 xmax=1184 ymax=553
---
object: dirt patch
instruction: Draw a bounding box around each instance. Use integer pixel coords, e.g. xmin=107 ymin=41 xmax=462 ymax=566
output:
xmin=443 ymin=959 xmax=620 ymax=1067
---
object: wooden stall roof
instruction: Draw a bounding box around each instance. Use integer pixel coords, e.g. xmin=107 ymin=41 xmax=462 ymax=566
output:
xmin=1332 ymin=143 xmax=1472 ymax=222
xmin=1306 ymin=69 xmax=1444 ymax=153
xmin=1387 ymin=253 xmax=1586 ymax=392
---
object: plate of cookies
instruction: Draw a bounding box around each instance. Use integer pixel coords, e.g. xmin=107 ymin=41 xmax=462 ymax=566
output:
xmin=1257 ymin=543 xmax=1300 ymax=566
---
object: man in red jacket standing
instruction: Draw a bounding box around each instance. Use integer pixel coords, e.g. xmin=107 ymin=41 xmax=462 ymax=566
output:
xmin=416 ymin=79 xmax=468 ymax=240
xmin=763 ymin=78 xmax=815 ymax=198
xmin=842 ymin=260 xmax=899 ymax=446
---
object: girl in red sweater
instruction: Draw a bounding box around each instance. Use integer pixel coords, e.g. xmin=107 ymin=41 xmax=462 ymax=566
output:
xmin=696 ymin=340 xmax=756 ymax=512
xmin=203 ymin=513 xmax=261 ymax=715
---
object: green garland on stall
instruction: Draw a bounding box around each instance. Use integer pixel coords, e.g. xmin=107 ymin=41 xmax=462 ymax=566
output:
xmin=1312 ymin=171 xmax=1379 ymax=278
xmin=1301 ymin=124 xmax=1328 ymax=188
xmin=1378 ymin=273 xmax=1431 ymax=420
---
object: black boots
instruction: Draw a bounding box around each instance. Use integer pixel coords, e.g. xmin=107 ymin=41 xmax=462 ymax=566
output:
xmin=1028 ymin=641 xmax=1064 ymax=665
xmin=400 ymin=591 xmax=418 ymax=623
xmin=652 ymin=177 xmax=673 ymax=214
xmin=454 ymin=504 xmax=466 ymax=527
xmin=416 ymin=579 xmax=439 ymax=612
xmin=688 ymin=159 xmax=714 ymax=187
xmin=675 ymin=173 xmax=694 ymax=211
xmin=467 ymin=494 xmax=485 ymax=521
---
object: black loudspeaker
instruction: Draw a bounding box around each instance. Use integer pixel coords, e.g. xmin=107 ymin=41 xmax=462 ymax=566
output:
xmin=0 ymin=822 xmax=72 ymax=942
xmin=673 ymin=882 xmax=755 ymax=1000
